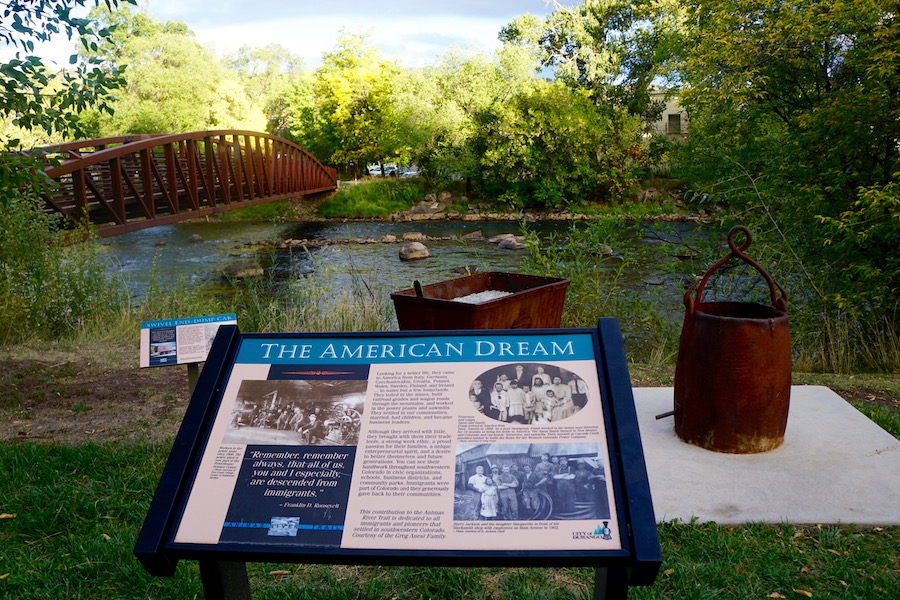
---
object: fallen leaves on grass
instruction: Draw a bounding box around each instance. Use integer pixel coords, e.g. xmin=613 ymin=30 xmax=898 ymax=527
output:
xmin=269 ymin=570 xmax=291 ymax=576
xmin=793 ymin=589 xmax=813 ymax=597
xmin=767 ymin=593 xmax=786 ymax=598
xmin=0 ymin=513 xmax=16 ymax=519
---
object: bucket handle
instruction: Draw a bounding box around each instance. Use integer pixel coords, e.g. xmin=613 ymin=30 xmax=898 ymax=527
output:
xmin=683 ymin=226 xmax=788 ymax=316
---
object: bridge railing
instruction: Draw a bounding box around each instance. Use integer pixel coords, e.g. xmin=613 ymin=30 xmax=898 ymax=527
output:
xmin=34 ymin=130 xmax=337 ymax=236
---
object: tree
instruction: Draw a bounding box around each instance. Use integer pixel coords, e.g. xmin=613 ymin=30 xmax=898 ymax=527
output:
xmin=1 ymin=0 xmax=133 ymax=341
xmin=281 ymin=72 xmax=339 ymax=166
xmin=676 ymin=0 xmax=899 ymax=350
xmin=500 ymin=0 xmax=686 ymax=128
xmin=224 ymin=43 xmax=305 ymax=98
xmin=311 ymin=31 xmax=402 ymax=173
xmin=2 ymin=0 xmax=136 ymax=213
xmin=1 ymin=0 xmax=136 ymax=146
xmin=80 ymin=5 xmax=263 ymax=135
xmin=391 ymin=43 xmax=645 ymax=206
xmin=223 ymin=44 xmax=308 ymax=135
xmin=478 ymin=79 xmax=643 ymax=208
xmin=392 ymin=46 xmax=536 ymax=187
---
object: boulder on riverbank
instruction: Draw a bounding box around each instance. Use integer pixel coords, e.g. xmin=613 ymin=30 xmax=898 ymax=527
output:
xmin=407 ymin=200 xmax=446 ymax=215
xmin=487 ymin=233 xmax=515 ymax=243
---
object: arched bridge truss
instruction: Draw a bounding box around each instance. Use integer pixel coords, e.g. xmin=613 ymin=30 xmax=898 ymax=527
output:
xmin=35 ymin=130 xmax=337 ymax=237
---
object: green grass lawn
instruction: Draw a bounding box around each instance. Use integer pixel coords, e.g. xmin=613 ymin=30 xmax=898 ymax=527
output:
xmin=1 ymin=443 xmax=896 ymax=599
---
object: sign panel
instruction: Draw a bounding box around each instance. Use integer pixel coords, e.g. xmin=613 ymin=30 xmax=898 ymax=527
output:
xmin=140 ymin=314 xmax=237 ymax=368
xmin=170 ymin=331 xmax=623 ymax=554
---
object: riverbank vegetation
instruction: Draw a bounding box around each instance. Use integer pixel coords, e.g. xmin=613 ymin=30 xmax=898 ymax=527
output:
xmin=1 ymin=2 xmax=898 ymax=597
xmin=1 ymin=0 xmax=895 ymax=405
xmin=318 ymin=179 xmax=424 ymax=218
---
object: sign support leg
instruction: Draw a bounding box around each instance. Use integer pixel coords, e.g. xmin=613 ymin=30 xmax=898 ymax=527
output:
xmin=199 ymin=560 xmax=250 ymax=600
xmin=594 ymin=567 xmax=628 ymax=600
xmin=188 ymin=363 xmax=200 ymax=395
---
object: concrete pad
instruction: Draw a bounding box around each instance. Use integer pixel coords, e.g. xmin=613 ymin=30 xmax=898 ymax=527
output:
xmin=633 ymin=386 xmax=900 ymax=525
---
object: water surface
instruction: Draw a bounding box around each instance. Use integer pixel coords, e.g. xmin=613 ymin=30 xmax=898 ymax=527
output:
xmin=100 ymin=220 xmax=562 ymax=301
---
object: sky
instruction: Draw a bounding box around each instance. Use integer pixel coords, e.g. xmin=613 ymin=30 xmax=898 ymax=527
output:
xmin=17 ymin=0 xmax=556 ymax=69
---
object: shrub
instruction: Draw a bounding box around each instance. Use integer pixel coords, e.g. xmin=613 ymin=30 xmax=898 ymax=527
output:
xmin=0 ymin=183 xmax=130 ymax=342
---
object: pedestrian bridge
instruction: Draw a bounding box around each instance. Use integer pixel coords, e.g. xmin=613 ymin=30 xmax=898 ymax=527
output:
xmin=36 ymin=130 xmax=337 ymax=237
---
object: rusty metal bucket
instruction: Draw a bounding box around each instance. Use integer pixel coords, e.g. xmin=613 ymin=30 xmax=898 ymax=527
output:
xmin=673 ymin=226 xmax=791 ymax=453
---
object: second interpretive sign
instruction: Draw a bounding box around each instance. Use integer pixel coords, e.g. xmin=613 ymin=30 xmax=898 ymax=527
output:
xmin=173 ymin=330 xmax=622 ymax=553
xmin=139 ymin=313 xmax=237 ymax=368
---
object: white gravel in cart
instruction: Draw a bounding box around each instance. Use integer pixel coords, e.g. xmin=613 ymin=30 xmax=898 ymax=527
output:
xmin=451 ymin=290 xmax=514 ymax=304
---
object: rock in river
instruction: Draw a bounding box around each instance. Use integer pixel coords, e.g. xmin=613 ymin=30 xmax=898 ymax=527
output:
xmin=399 ymin=242 xmax=430 ymax=261
xmin=498 ymin=236 xmax=526 ymax=250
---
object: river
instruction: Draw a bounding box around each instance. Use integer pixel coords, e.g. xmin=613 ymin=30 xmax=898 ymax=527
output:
xmin=98 ymin=218 xmax=706 ymax=326
xmin=99 ymin=220 xmax=578 ymax=300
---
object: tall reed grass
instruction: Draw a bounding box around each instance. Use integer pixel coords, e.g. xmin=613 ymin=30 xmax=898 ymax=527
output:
xmin=702 ymin=217 xmax=900 ymax=374
xmin=232 ymin=252 xmax=396 ymax=334
xmin=234 ymin=278 xmax=396 ymax=334
xmin=522 ymin=215 xmax=900 ymax=376
xmin=792 ymin=311 xmax=900 ymax=374
xmin=522 ymin=217 xmax=680 ymax=368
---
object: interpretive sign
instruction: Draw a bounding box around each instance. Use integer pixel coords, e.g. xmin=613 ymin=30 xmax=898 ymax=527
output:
xmin=135 ymin=320 xmax=660 ymax=599
xmin=140 ymin=314 xmax=237 ymax=368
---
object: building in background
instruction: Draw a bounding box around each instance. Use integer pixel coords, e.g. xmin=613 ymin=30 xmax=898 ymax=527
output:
xmin=650 ymin=88 xmax=687 ymax=139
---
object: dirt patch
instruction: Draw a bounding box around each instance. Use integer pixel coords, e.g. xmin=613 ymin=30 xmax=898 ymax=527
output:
xmin=833 ymin=387 xmax=900 ymax=411
xmin=0 ymin=348 xmax=191 ymax=445
xmin=284 ymin=193 xmax=329 ymax=222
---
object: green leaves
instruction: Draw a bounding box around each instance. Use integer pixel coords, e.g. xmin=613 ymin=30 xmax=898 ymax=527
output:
xmin=310 ymin=31 xmax=402 ymax=171
xmin=675 ymin=0 xmax=899 ymax=368
xmin=73 ymin=4 xmax=267 ymax=136
xmin=478 ymin=80 xmax=643 ymax=207
xmin=502 ymin=0 xmax=685 ymax=127
xmin=1 ymin=0 xmax=138 ymax=143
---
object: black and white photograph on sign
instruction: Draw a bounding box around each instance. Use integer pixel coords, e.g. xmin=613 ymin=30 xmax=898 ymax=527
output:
xmin=467 ymin=363 xmax=589 ymax=424
xmin=223 ymin=379 xmax=365 ymax=446
xmin=454 ymin=442 xmax=610 ymax=521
